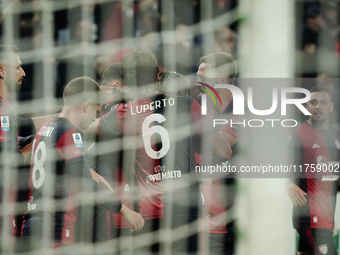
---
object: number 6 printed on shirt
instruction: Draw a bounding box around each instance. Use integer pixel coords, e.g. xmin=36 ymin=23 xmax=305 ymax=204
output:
xmin=142 ymin=114 xmax=170 ymax=159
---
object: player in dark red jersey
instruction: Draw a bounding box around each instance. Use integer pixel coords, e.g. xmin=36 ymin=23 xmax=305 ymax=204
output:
xmin=20 ymin=77 xmax=144 ymax=253
xmin=89 ymin=50 xmax=232 ymax=254
xmin=0 ymin=45 xmax=27 ymax=251
xmin=194 ymin=52 xmax=237 ymax=115
xmin=0 ymin=46 xmax=63 ymax=247
xmin=157 ymin=71 xmax=191 ymax=96
xmin=99 ymin=63 xmax=128 ymax=116
xmin=193 ymin=52 xmax=238 ymax=255
xmin=288 ymin=85 xmax=340 ymax=255
xmin=100 ymin=64 xmax=135 ymax=238
xmin=89 ymin=63 xmax=135 ymax=246
xmin=158 ymin=69 xmax=238 ymax=254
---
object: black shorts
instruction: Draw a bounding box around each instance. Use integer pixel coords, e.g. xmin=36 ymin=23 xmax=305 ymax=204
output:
xmin=297 ymin=228 xmax=336 ymax=255
xmin=209 ymin=232 xmax=235 ymax=255
xmin=132 ymin=217 xmax=199 ymax=255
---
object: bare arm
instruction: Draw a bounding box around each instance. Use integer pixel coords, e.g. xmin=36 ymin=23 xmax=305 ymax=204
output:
xmin=90 ymin=168 xmax=145 ymax=232
xmin=288 ymin=182 xmax=307 ymax=206
xmin=220 ymin=132 xmax=237 ymax=147
xmin=210 ymin=131 xmax=232 ymax=160
xmin=90 ymin=168 xmax=114 ymax=193
xmin=118 ymin=204 xmax=145 ymax=232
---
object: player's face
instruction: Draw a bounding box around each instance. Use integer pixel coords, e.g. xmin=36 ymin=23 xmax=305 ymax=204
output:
xmin=14 ymin=55 xmax=25 ymax=90
xmin=195 ymin=63 xmax=221 ymax=109
xmin=306 ymin=91 xmax=333 ymax=123
xmin=101 ymin=80 xmax=125 ymax=103
xmin=196 ymin=63 xmax=211 ymax=87
xmin=2 ymin=54 xmax=26 ymax=91
xmin=101 ymin=80 xmax=124 ymax=91
xmin=195 ymin=63 xmax=220 ymax=98
xmin=81 ymin=103 xmax=97 ymax=130
xmin=13 ymin=54 xmax=26 ymax=90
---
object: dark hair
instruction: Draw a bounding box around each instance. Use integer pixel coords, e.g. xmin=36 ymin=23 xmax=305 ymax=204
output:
xmin=122 ymin=50 xmax=159 ymax=89
xmin=63 ymin=76 xmax=101 ymax=106
xmin=101 ymin=63 xmax=124 ymax=87
xmin=310 ymin=85 xmax=332 ymax=98
xmin=199 ymin=52 xmax=237 ymax=79
xmin=0 ymin=45 xmax=19 ymax=63
xmin=158 ymin=72 xmax=190 ymax=95
xmin=306 ymin=5 xmax=320 ymax=18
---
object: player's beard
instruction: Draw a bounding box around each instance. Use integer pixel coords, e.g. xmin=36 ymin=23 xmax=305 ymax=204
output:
xmin=311 ymin=111 xmax=327 ymax=127
xmin=16 ymin=78 xmax=23 ymax=91
xmin=5 ymin=80 xmax=21 ymax=98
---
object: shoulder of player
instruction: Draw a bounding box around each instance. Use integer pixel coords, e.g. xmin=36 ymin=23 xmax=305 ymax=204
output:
xmin=40 ymin=117 xmax=84 ymax=140
xmin=0 ymin=98 xmax=16 ymax=116
xmin=328 ymin=123 xmax=340 ymax=133
xmin=0 ymin=97 xmax=10 ymax=108
xmin=60 ymin=119 xmax=84 ymax=138
xmin=325 ymin=123 xmax=340 ymax=139
xmin=294 ymin=121 xmax=310 ymax=134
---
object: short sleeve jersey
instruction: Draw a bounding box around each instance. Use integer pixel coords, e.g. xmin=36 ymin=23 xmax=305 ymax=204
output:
xmin=99 ymin=94 xmax=211 ymax=220
xmin=291 ymin=122 xmax=340 ymax=229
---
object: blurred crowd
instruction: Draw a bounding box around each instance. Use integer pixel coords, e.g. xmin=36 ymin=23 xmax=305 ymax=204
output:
xmin=298 ymin=1 xmax=340 ymax=78
xmin=1 ymin=0 xmax=340 ymax=103
xmin=0 ymin=0 xmax=238 ymax=103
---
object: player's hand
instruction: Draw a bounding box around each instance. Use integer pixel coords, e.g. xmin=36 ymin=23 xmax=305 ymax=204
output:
xmin=288 ymin=183 xmax=307 ymax=206
xmin=90 ymin=169 xmax=114 ymax=193
xmin=304 ymin=44 xmax=316 ymax=54
xmin=119 ymin=204 xmax=145 ymax=232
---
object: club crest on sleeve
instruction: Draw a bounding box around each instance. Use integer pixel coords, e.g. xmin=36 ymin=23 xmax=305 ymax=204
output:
xmin=318 ymin=244 xmax=328 ymax=254
xmin=1 ymin=116 xmax=10 ymax=131
xmin=72 ymin=133 xmax=83 ymax=147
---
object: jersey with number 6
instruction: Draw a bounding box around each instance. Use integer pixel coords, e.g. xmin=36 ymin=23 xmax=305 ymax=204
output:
xmin=99 ymin=94 xmax=210 ymax=221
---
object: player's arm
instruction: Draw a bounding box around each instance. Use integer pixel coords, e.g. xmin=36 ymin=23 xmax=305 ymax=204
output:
xmin=191 ymin=99 xmax=232 ymax=161
xmin=118 ymin=204 xmax=145 ymax=232
xmin=288 ymin=182 xmax=307 ymax=206
xmin=90 ymin=168 xmax=114 ymax=193
xmin=89 ymin=168 xmax=144 ymax=232
xmin=17 ymin=114 xmax=58 ymax=137
xmin=86 ymin=106 xmax=122 ymax=139
xmin=18 ymin=136 xmax=34 ymax=164
xmin=66 ymin=158 xmax=144 ymax=232
xmin=210 ymin=131 xmax=232 ymax=160
xmin=59 ymin=127 xmax=144 ymax=231
xmin=287 ymin=132 xmax=307 ymax=206
xmin=219 ymin=131 xmax=237 ymax=147
xmin=217 ymin=123 xmax=238 ymax=159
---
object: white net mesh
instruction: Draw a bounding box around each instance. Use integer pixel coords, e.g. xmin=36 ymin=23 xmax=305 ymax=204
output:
xmin=0 ymin=0 xmax=339 ymax=255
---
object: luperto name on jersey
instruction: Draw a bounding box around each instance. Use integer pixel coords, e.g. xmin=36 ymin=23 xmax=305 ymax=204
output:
xmin=130 ymin=97 xmax=175 ymax=115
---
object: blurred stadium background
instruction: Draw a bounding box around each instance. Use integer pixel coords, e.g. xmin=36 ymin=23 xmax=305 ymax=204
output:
xmin=0 ymin=0 xmax=340 ymax=254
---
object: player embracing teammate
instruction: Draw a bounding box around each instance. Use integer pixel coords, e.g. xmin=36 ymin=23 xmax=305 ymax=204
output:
xmin=20 ymin=77 xmax=144 ymax=254
xmin=90 ymin=50 xmax=232 ymax=254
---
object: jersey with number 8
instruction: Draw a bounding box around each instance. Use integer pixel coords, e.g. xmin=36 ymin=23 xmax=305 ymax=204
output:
xmin=25 ymin=117 xmax=87 ymax=244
